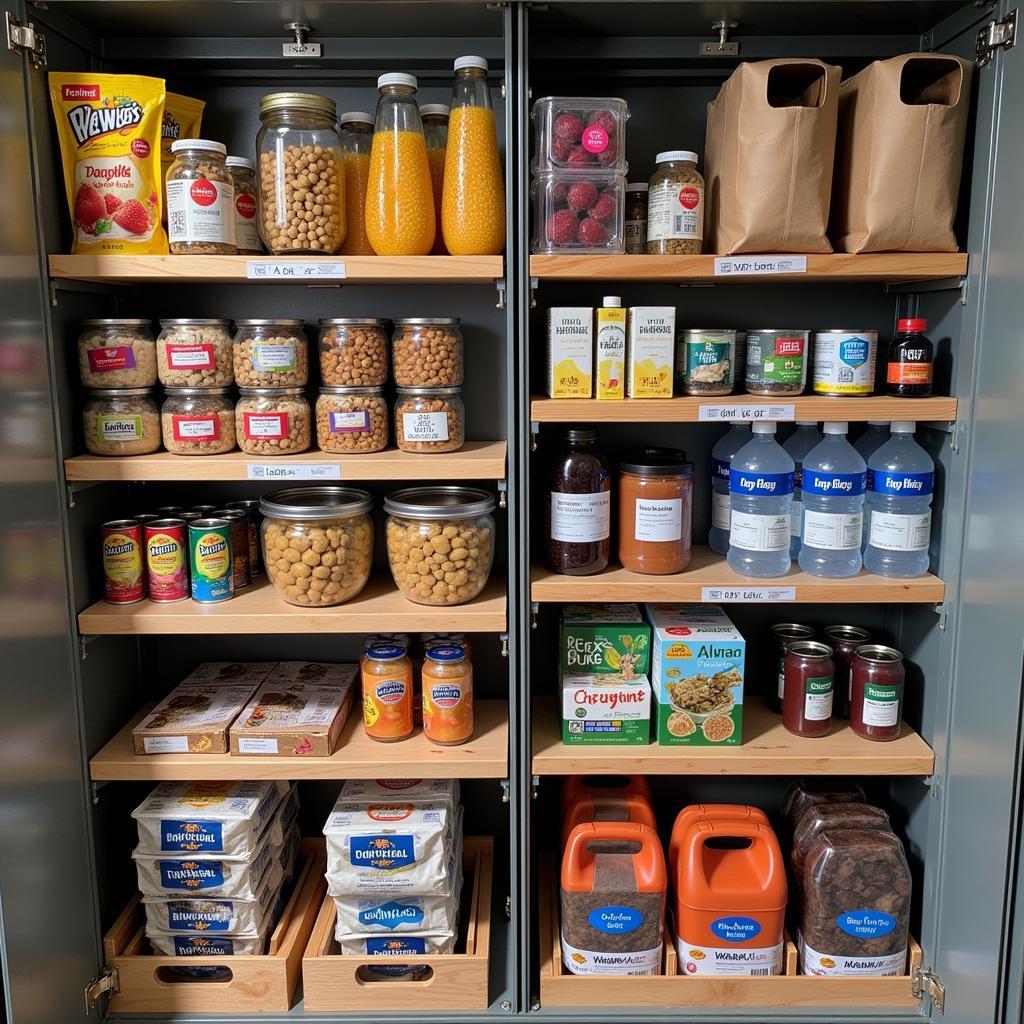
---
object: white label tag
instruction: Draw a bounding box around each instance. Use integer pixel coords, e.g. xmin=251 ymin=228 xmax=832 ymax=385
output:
xmin=675 ymin=935 xmax=784 ymax=976
xmin=143 ymin=736 xmax=190 ymax=754
xmin=803 ymin=510 xmax=863 ymax=550
xmin=282 ymin=41 xmax=322 ymax=57
xmin=634 ymin=498 xmax=682 ymax=542
xmin=711 ymin=490 xmax=731 ymax=531
xmin=802 ymin=941 xmax=906 ymax=977
xmin=714 ymin=255 xmax=808 ymax=277
xmin=699 ymin=403 xmax=796 ymax=422
xmin=246 ymin=260 xmax=346 ymax=280
xmin=730 ymin=510 xmax=790 ymax=552
xmin=550 ymin=491 xmax=611 ymax=543
xmin=869 ymin=511 xmax=931 ymax=552
xmin=561 ymin=937 xmax=661 ymax=976
xmin=246 ymin=463 xmax=342 ymax=481
xmin=237 ymin=736 xmax=280 ymax=754
xmin=402 ymin=411 xmax=449 ymax=442
xmin=702 ymin=586 xmax=797 ymax=602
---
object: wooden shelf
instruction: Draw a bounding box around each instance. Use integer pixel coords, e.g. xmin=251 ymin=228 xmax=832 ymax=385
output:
xmin=90 ymin=700 xmax=508 ymax=781
xmin=530 ymin=395 xmax=958 ymax=423
xmin=49 ymin=254 xmax=503 ymax=285
xmin=532 ymin=698 xmax=934 ymax=776
xmin=530 ymin=252 xmax=968 ymax=283
xmin=64 ymin=440 xmax=507 ymax=482
xmin=531 ymin=548 xmax=944 ymax=604
xmin=78 ymin=575 xmax=507 ymax=635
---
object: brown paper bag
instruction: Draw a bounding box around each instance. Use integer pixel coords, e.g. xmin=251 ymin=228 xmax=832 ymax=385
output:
xmin=831 ymin=53 xmax=973 ymax=253
xmin=705 ymin=59 xmax=840 ymax=255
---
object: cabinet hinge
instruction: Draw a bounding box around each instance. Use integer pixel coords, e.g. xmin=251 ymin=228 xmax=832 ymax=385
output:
xmin=977 ymin=8 xmax=1016 ymax=66
xmin=912 ymin=963 xmax=945 ymax=1013
xmin=6 ymin=11 xmax=45 ymax=66
xmin=84 ymin=967 xmax=118 ymax=1012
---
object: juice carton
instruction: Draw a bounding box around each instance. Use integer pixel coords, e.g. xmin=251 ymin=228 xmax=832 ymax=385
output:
xmin=595 ymin=296 xmax=626 ymax=400
xmin=560 ymin=603 xmax=651 ymax=677
xmin=561 ymin=673 xmax=652 ymax=745
xmin=627 ymin=306 xmax=676 ymax=398
xmin=547 ymin=307 xmax=594 ymax=397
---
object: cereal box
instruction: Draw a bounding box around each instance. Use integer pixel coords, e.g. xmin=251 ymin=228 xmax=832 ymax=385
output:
xmin=627 ymin=306 xmax=676 ymax=398
xmin=560 ymin=603 xmax=650 ymax=677
xmin=561 ymin=673 xmax=651 ymax=744
xmin=547 ymin=307 xmax=594 ymax=397
xmin=645 ymin=603 xmax=745 ymax=745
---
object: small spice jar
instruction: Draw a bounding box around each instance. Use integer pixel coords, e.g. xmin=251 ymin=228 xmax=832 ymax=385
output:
xmin=745 ymin=330 xmax=809 ymax=396
xmin=824 ymin=624 xmax=873 ymax=720
xmin=315 ymin=386 xmax=388 ymax=453
xmin=646 ymin=150 xmax=704 ymax=255
xmin=225 ymin=156 xmax=262 ymax=254
xmin=617 ymin=448 xmax=693 ymax=575
xmin=679 ymin=329 xmax=736 ymax=396
xmin=849 ymin=644 xmax=905 ymax=741
xmin=624 ymin=183 xmax=648 ymax=254
xmin=165 ymin=139 xmax=237 ymax=255
xmin=421 ymin=643 xmax=474 ymax=745
xmin=360 ymin=642 xmax=414 ymax=742
xmin=339 ymin=111 xmax=375 ymax=256
xmin=161 ymin=386 xmax=236 ymax=455
xmin=233 ymin=319 xmax=308 ymax=387
xmin=768 ymin=622 xmax=815 ymax=714
xmin=318 ymin=318 xmax=388 ymax=386
xmin=546 ymin=428 xmax=610 ymax=576
xmin=156 ymin=319 xmax=234 ymax=388
xmin=83 ymin=387 xmax=161 ymax=456
xmin=77 ymin=319 xmax=157 ymax=388
xmin=782 ymin=640 xmax=835 ymax=738
xmin=236 ymin=386 xmax=311 ymax=455
xmin=394 ymin=386 xmax=465 ymax=452
xmin=392 ymin=318 xmax=464 ymax=387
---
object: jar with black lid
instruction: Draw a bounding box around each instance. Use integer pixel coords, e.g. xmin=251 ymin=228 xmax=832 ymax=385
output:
xmin=546 ymin=428 xmax=610 ymax=576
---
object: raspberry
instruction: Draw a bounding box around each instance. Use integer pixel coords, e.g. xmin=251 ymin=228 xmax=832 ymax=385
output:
xmin=550 ymin=135 xmax=574 ymax=162
xmin=546 ymin=209 xmax=578 ymax=246
xmin=590 ymin=193 xmax=617 ymax=224
xmin=112 ymin=199 xmax=151 ymax=235
xmin=587 ymin=110 xmax=618 ymax=138
xmin=73 ymin=184 xmax=105 ymax=230
xmin=567 ymin=146 xmax=592 ymax=167
xmin=567 ymin=181 xmax=599 ymax=212
xmin=552 ymin=181 xmax=569 ymax=204
xmin=104 ymin=194 xmax=122 ymax=215
xmin=578 ymin=217 xmax=609 ymax=246
xmin=596 ymin=138 xmax=619 ymax=167
xmin=552 ymin=113 xmax=584 ymax=143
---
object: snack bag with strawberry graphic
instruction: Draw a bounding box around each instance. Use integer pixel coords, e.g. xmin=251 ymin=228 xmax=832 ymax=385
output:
xmin=48 ymin=72 xmax=168 ymax=254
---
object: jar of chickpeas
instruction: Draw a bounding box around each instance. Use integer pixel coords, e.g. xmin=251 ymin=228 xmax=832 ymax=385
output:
xmin=236 ymin=386 xmax=311 ymax=455
xmin=233 ymin=319 xmax=308 ymax=387
xmin=259 ymin=486 xmax=374 ymax=607
xmin=392 ymin=317 xmax=463 ymax=387
xmin=318 ymin=318 xmax=389 ymax=386
xmin=315 ymin=386 xmax=388 ymax=453
xmin=394 ymin=386 xmax=465 ymax=453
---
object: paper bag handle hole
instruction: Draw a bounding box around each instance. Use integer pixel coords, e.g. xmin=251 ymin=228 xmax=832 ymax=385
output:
xmin=354 ymin=965 xmax=435 ymax=987
xmin=154 ymin=965 xmax=234 ymax=986
xmin=900 ymin=58 xmax=963 ymax=106
xmin=766 ymin=64 xmax=826 ymax=108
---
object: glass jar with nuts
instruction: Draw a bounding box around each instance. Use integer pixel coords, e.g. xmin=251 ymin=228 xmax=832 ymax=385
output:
xmin=318 ymin=318 xmax=389 ymax=387
xmin=260 ymin=486 xmax=374 ymax=607
xmin=83 ymin=387 xmax=161 ymax=456
xmin=316 ymin=386 xmax=389 ymax=453
xmin=156 ymin=319 xmax=234 ymax=388
xmin=647 ymin=150 xmax=704 ymax=255
xmin=392 ymin=317 xmax=464 ymax=387
xmin=384 ymin=486 xmax=496 ymax=606
xmin=394 ymin=386 xmax=465 ymax=453
xmin=257 ymin=92 xmax=346 ymax=255
xmin=236 ymin=386 xmax=311 ymax=455
xmin=77 ymin=319 xmax=157 ymax=388
xmin=233 ymin=319 xmax=309 ymax=387
xmin=225 ymin=156 xmax=262 ymax=254
xmin=161 ymin=387 xmax=236 ymax=455
xmin=165 ymin=139 xmax=238 ymax=255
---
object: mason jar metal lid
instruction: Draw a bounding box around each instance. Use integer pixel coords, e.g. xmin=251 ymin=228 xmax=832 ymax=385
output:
xmin=854 ymin=644 xmax=904 ymax=663
xmin=225 ymin=156 xmax=255 ymax=171
xmin=420 ymin=103 xmax=451 ymax=118
xmin=396 ymin=385 xmax=462 ymax=396
xmin=626 ymin=182 xmax=649 ymax=192
xmin=339 ymin=110 xmax=373 ymax=125
xmin=159 ymin=318 xmax=232 ymax=326
xmin=319 ymin=385 xmax=384 ymax=396
xmin=233 ymin=319 xmax=305 ymax=327
xmin=81 ymin=318 xmax=151 ymax=327
xmin=237 ymin=386 xmax=306 ymax=397
xmin=260 ymin=92 xmax=337 ymax=119
xmin=392 ymin=317 xmax=460 ymax=325
xmin=619 ymin=447 xmax=692 ymax=476
xmin=164 ymin=386 xmax=231 ymax=396
xmin=656 ymin=149 xmax=699 ymax=164
xmin=171 ymin=138 xmax=226 ymax=156
xmin=85 ymin=387 xmax=155 ymax=397
xmin=384 ymin=486 xmax=496 ymax=520
xmin=787 ymin=640 xmax=834 ymax=659
xmin=318 ymin=318 xmax=388 ymax=326
xmin=260 ymin=486 xmax=374 ymax=520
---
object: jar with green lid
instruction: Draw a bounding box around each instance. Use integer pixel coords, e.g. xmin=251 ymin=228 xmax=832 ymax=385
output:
xmin=646 ymin=150 xmax=704 ymax=255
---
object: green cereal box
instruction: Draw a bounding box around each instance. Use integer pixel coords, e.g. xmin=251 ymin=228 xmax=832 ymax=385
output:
xmin=560 ymin=603 xmax=651 ymax=678
xmin=561 ymin=673 xmax=651 ymax=744
xmin=644 ymin=603 xmax=745 ymax=746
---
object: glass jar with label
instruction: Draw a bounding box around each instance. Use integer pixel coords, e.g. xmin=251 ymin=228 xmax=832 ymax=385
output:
xmin=745 ymin=329 xmax=810 ymax=396
xmin=394 ymin=386 xmax=465 ymax=453
xmin=161 ymin=387 xmax=236 ymax=455
xmin=624 ymin=183 xmax=648 ymax=254
xmin=165 ymin=139 xmax=237 ymax=255
xmin=646 ymin=150 xmax=704 ymax=255
xmin=679 ymin=328 xmax=736 ymax=396
xmin=849 ymin=644 xmax=905 ymax=741
xmin=421 ymin=643 xmax=474 ymax=745
xmin=617 ymin=448 xmax=693 ymax=575
xmin=232 ymin=319 xmax=308 ymax=387
xmin=83 ymin=387 xmax=161 ymax=456
xmin=360 ymin=642 xmax=414 ymax=741
xmin=319 ymin=318 xmax=389 ymax=387
xmin=824 ymin=624 xmax=872 ymax=720
xmin=315 ymin=386 xmax=388 ymax=453
xmin=339 ymin=111 xmax=375 ymax=256
xmin=768 ymin=622 xmax=815 ymax=714
xmin=421 ymin=103 xmax=449 ymax=254
xmin=392 ymin=318 xmax=464 ymax=387
xmin=235 ymin=386 xmax=311 ymax=455
xmin=77 ymin=319 xmax=156 ymax=388
xmin=156 ymin=319 xmax=234 ymax=388
xmin=782 ymin=640 xmax=835 ymax=738
xmin=225 ymin=156 xmax=262 ymax=254
xmin=547 ymin=428 xmax=610 ymax=575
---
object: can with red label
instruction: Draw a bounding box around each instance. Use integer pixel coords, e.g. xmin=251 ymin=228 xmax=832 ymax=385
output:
xmin=144 ymin=518 xmax=189 ymax=603
xmin=102 ymin=519 xmax=145 ymax=604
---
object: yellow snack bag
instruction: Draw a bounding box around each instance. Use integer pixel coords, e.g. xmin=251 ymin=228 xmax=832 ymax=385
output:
xmin=160 ymin=93 xmax=206 ymax=221
xmin=48 ymin=72 xmax=167 ymax=254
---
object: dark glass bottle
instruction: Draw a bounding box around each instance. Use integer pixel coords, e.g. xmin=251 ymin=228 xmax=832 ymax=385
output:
xmin=546 ymin=428 xmax=610 ymax=575
xmin=886 ymin=318 xmax=934 ymax=397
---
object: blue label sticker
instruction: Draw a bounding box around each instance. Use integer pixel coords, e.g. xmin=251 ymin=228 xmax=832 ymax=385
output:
xmin=160 ymin=819 xmax=224 ymax=853
xmin=166 ymin=900 xmax=234 ymax=931
xmin=836 ymin=910 xmax=897 ymax=939
xmin=365 ymin=936 xmax=428 ymax=955
xmin=587 ymin=906 xmax=643 ymax=934
xmin=802 ymin=469 xmax=867 ymax=496
xmin=868 ymin=470 xmax=934 ymax=496
xmin=838 ymin=337 xmax=869 ymax=368
xmin=172 ymin=936 xmax=235 ymax=956
xmin=710 ymin=916 xmax=763 ymax=943
xmin=358 ymin=900 xmax=426 ymax=930
xmin=158 ymin=860 xmax=226 ymax=891
xmin=349 ymin=835 xmax=416 ymax=870
xmin=712 ymin=457 xmax=731 ymax=482
xmin=730 ymin=468 xmax=794 ymax=497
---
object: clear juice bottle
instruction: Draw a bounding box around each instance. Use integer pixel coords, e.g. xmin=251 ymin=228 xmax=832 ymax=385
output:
xmin=339 ymin=111 xmax=375 ymax=255
xmin=441 ymin=56 xmax=505 ymax=256
xmin=421 ymin=104 xmax=449 ymax=255
xmin=366 ymin=73 xmax=435 ymax=256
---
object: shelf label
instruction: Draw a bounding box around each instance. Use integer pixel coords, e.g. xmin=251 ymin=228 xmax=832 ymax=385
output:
xmin=701 ymin=586 xmax=797 ymax=603
xmin=246 ymin=260 xmax=346 ymax=280
xmin=699 ymin=403 xmax=796 ymax=422
xmin=246 ymin=463 xmax=341 ymax=481
xmin=714 ymin=255 xmax=807 ymax=277
xmin=281 ymin=42 xmax=322 ymax=57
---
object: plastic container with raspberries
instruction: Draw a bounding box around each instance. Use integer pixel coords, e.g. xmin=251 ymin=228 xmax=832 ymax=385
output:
xmin=532 ymin=172 xmax=625 ymax=253
xmin=532 ymin=96 xmax=628 ymax=172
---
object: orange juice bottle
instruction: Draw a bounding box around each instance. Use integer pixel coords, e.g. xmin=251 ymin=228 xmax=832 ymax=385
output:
xmin=366 ymin=74 xmax=435 ymax=256
xmin=421 ymin=643 xmax=473 ymax=744
xmin=421 ymin=104 xmax=449 ymax=255
xmin=339 ymin=111 xmax=375 ymax=255
xmin=360 ymin=641 xmax=414 ymax=742
xmin=442 ymin=57 xmax=505 ymax=256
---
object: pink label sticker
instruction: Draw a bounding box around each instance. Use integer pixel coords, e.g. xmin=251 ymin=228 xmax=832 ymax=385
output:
xmin=87 ymin=346 xmax=136 ymax=373
xmin=581 ymin=124 xmax=609 ymax=154
xmin=679 ymin=186 xmax=701 ymax=211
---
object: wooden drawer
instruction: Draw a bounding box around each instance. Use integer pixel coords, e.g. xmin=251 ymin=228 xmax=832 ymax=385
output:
xmin=303 ymin=836 xmax=493 ymax=1012
xmin=102 ymin=838 xmax=325 ymax=1014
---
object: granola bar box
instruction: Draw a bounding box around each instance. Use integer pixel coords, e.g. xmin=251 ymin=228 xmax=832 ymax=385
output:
xmin=560 ymin=603 xmax=651 ymax=677
xmin=644 ymin=603 xmax=745 ymax=746
xmin=561 ymin=672 xmax=651 ymax=745
xmin=132 ymin=683 xmax=258 ymax=755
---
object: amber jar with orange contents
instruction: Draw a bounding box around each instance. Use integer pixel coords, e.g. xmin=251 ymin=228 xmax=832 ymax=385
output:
xmin=421 ymin=643 xmax=474 ymax=745
xmin=360 ymin=641 xmax=414 ymax=742
xmin=617 ymin=448 xmax=693 ymax=574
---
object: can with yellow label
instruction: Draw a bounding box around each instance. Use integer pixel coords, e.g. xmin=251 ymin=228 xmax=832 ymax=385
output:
xmin=188 ymin=518 xmax=233 ymax=603
xmin=145 ymin=518 xmax=189 ymax=603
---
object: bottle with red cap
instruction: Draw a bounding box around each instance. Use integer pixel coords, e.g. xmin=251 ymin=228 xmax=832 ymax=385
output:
xmin=886 ymin=318 xmax=933 ymax=398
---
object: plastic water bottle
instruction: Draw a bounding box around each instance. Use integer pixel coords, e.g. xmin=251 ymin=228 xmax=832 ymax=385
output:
xmin=864 ymin=421 xmax=934 ymax=578
xmin=708 ymin=421 xmax=751 ymax=555
xmin=798 ymin=422 xmax=866 ymax=578
xmin=783 ymin=422 xmax=822 ymax=560
xmin=727 ymin=421 xmax=793 ymax=578
xmin=854 ymin=421 xmax=889 ymax=462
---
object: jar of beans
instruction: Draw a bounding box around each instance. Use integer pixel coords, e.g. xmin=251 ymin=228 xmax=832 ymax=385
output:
xmin=235 ymin=386 xmax=311 ymax=455
xmin=315 ymin=386 xmax=389 ymax=453
xmin=318 ymin=318 xmax=389 ymax=386
xmin=156 ymin=319 xmax=234 ymax=388
xmin=394 ymin=386 xmax=465 ymax=453
xmin=392 ymin=317 xmax=464 ymax=387
xmin=77 ymin=319 xmax=157 ymax=388
xmin=161 ymin=386 xmax=236 ymax=455
xmin=83 ymin=387 xmax=161 ymax=456
xmin=257 ymin=92 xmax=345 ymax=255
xmin=233 ymin=319 xmax=309 ymax=387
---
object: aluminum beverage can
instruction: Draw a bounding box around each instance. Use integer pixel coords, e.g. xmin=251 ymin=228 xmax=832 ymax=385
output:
xmin=213 ymin=509 xmax=250 ymax=590
xmin=102 ymin=519 xmax=144 ymax=604
xmin=188 ymin=518 xmax=233 ymax=603
xmin=144 ymin=518 xmax=189 ymax=603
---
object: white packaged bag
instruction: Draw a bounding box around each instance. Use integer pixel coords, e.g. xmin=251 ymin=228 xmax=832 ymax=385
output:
xmin=148 ymin=932 xmax=269 ymax=956
xmin=340 ymin=778 xmax=460 ymax=807
xmin=336 ymin=932 xmax=456 ymax=956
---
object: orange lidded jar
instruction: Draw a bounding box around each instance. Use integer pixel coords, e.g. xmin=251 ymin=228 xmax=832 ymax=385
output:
xmin=421 ymin=104 xmax=449 ymax=254
xmin=421 ymin=643 xmax=474 ymax=745
xmin=366 ymin=74 xmax=435 ymax=255
xmin=618 ymin=448 xmax=693 ymax=575
xmin=339 ymin=111 xmax=375 ymax=255
xmin=360 ymin=641 xmax=414 ymax=742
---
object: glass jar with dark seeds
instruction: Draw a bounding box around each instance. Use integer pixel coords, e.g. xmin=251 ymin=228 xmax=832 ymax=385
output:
xmin=546 ymin=428 xmax=610 ymax=576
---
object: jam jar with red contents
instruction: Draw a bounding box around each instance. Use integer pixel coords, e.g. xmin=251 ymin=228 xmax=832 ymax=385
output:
xmin=782 ymin=640 xmax=835 ymax=738
xmin=850 ymin=644 xmax=905 ymax=741
xmin=768 ymin=623 xmax=815 ymax=714
xmin=824 ymin=624 xmax=872 ymax=720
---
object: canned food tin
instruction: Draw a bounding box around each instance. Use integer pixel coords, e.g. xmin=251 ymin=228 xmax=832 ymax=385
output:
xmin=131 ymin=513 xmax=159 ymax=526
xmin=677 ymin=328 xmax=736 ymax=396
xmin=191 ymin=505 xmax=218 ymax=515
xmin=178 ymin=511 xmax=203 ymax=523
xmin=188 ymin=518 xmax=234 ymax=603
xmin=745 ymin=330 xmax=809 ymax=396
xmin=225 ymin=499 xmax=263 ymax=574
xmin=812 ymin=329 xmax=878 ymax=396
xmin=155 ymin=505 xmax=185 ymax=517
xmin=102 ymin=520 xmax=144 ymax=604
xmin=144 ymin=518 xmax=189 ymax=603
xmin=214 ymin=509 xmax=251 ymax=590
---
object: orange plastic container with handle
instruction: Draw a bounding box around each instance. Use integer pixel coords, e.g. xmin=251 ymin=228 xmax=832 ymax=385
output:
xmin=673 ymin=819 xmax=787 ymax=977
xmin=668 ymin=803 xmax=769 ymax=884
xmin=561 ymin=791 xmax=658 ymax=850
xmin=560 ymin=775 xmax=653 ymax=818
